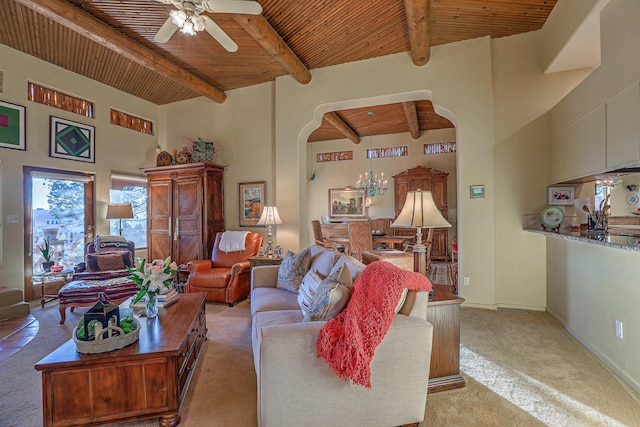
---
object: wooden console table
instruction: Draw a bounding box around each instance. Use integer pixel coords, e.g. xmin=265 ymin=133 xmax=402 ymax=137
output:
xmin=427 ymin=284 xmax=465 ymax=393
xmin=35 ymin=292 xmax=207 ymax=427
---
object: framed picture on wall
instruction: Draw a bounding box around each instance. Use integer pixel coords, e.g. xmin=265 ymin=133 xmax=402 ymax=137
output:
xmin=239 ymin=181 xmax=266 ymax=227
xmin=548 ymin=186 xmax=575 ymax=206
xmin=49 ymin=116 xmax=95 ymax=163
xmin=328 ymin=187 xmax=367 ymax=219
xmin=0 ymin=100 xmax=26 ymax=151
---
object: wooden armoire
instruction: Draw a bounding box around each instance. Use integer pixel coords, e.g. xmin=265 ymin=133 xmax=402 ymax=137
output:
xmin=143 ymin=162 xmax=225 ymax=266
xmin=393 ymin=165 xmax=449 ymax=261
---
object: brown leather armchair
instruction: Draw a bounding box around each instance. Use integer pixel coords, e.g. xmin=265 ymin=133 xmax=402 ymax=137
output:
xmin=185 ymin=231 xmax=263 ymax=305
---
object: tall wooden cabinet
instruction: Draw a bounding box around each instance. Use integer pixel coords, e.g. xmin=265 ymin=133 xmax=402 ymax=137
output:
xmin=393 ymin=165 xmax=449 ymax=261
xmin=144 ymin=163 xmax=225 ymax=266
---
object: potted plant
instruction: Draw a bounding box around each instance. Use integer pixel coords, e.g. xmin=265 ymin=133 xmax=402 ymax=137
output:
xmin=39 ymin=238 xmax=54 ymax=272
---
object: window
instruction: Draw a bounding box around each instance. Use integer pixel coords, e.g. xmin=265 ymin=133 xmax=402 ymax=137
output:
xmin=110 ymin=174 xmax=147 ymax=249
xmin=28 ymin=82 xmax=94 ymax=118
xmin=29 ymin=170 xmax=94 ymax=274
xmin=110 ymin=109 xmax=154 ymax=135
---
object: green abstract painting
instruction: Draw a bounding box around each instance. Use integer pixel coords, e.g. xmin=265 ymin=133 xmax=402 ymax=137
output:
xmin=49 ymin=116 xmax=95 ymax=163
xmin=0 ymin=100 xmax=26 ymax=151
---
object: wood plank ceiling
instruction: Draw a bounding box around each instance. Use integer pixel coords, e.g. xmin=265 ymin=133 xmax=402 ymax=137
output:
xmin=0 ymin=0 xmax=557 ymax=142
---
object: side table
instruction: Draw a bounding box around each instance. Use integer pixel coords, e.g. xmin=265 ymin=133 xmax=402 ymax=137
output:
xmin=32 ymin=269 xmax=74 ymax=308
xmin=427 ymin=284 xmax=465 ymax=393
xmin=248 ymin=256 xmax=283 ymax=269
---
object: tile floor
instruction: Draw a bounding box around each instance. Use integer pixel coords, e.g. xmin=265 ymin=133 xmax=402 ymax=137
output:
xmin=0 ymin=314 xmax=39 ymax=363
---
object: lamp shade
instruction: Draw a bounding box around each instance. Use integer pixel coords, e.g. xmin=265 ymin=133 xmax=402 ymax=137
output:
xmin=256 ymin=206 xmax=283 ymax=226
xmin=106 ymin=203 xmax=134 ymax=220
xmin=392 ymin=191 xmax=451 ymax=229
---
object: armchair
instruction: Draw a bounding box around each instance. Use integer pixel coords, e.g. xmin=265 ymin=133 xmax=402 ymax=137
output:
xmin=58 ymin=236 xmax=137 ymax=324
xmin=186 ymin=231 xmax=263 ymax=305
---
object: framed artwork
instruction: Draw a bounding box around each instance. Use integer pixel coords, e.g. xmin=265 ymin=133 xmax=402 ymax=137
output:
xmin=470 ymin=185 xmax=485 ymax=199
xmin=328 ymin=187 xmax=367 ymax=218
xmin=0 ymin=100 xmax=26 ymax=151
xmin=49 ymin=116 xmax=95 ymax=163
xmin=239 ymin=181 xmax=266 ymax=227
xmin=548 ymin=186 xmax=575 ymax=206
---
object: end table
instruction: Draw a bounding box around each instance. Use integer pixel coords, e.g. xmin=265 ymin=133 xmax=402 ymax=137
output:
xmin=248 ymin=256 xmax=283 ymax=269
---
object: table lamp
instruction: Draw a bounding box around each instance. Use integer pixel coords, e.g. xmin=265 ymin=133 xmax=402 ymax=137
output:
xmin=391 ymin=190 xmax=451 ymax=275
xmin=257 ymin=206 xmax=283 ymax=257
xmin=106 ymin=203 xmax=134 ymax=236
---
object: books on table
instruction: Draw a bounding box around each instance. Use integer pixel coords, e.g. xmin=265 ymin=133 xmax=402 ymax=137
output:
xmin=129 ymin=289 xmax=180 ymax=309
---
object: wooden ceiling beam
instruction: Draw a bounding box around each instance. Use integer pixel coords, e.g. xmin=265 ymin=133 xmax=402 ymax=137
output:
xmin=14 ymin=0 xmax=227 ymax=103
xmin=325 ymin=112 xmax=360 ymax=145
xmin=232 ymin=15 xmax=311 ymax=85
xmin=404 ymin=0 xmax=431 ymax=66
xmin=402 ymin=101 xmax=421 ymax=139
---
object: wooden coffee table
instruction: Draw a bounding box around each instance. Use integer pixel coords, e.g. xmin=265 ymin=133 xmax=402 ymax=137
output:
xmin=35 ymin=292 xmax=207 ymax=427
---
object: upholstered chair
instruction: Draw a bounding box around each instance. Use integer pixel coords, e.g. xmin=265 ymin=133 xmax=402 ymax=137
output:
xmin=186 ymin=231 xmax=263 ymax=305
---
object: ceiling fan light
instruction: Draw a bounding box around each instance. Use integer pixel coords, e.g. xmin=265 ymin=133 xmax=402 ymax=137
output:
xmin=193 ymin=16 xmax=206 ymax=32
xmin=181 ymin=21 xmax=196 ymax=35
xmin=170 ymin=9 xmax=187 ymax=27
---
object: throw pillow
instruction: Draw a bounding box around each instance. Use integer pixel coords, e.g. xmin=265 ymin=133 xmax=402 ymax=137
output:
xmin=276 ymin=248 xmax=312 ymax=292
xmin=304 ymin=262 xmax=352 ymax=322
xmin=297 ymin=269 xmax=326 ymax=316
xmin=94 ymin=235 xmax=130 ymax=253
xmin=332 ymin=254 xmax=366 ymax=282
xmin=86 ymin=251 xmax=133 ymax=272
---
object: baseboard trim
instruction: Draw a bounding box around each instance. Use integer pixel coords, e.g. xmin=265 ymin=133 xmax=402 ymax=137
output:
xmin=460 ymin=302 xmax=497 ymax=310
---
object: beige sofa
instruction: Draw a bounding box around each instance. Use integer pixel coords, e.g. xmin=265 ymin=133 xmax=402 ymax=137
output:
xmin=250 ymin=245 xmax=434 ymax=427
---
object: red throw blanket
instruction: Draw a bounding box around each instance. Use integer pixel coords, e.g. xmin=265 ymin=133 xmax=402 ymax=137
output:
xmin=317 ymin=261 xmax=432 ymax=388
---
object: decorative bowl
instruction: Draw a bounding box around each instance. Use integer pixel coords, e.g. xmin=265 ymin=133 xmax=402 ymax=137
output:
xmin=50 ymin=265 xmax=64 ymax=273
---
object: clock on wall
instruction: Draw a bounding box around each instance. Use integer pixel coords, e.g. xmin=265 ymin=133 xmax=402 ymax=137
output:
xmin=540 ymin=206 xmax=564 ymax=232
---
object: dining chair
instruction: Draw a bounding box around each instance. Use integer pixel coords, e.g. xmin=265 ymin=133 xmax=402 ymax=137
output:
xmin=311 ymin=220 xmax=344 ymax=252
xmin=347 ymin=220 xmax=372 ymax=261
xmin=370 ymin=217 xmax=393 ymax=249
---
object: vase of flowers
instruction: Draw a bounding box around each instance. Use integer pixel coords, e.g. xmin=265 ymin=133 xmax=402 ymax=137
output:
xmin=191 ymin=136 xmax=216 ymax=163
xmin=127 ymin=257 xmax=178 ymax=318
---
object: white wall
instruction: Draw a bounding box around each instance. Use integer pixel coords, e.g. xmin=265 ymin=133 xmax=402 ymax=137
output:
xmin=547 ymin=237 xmax=640 ymax=392
xmin=491 ymin=30 xmax=592 ymax=310
xmin=272 ymin=38 xmax=499 ymax=308
xmin=545 ymin=0 xmax=640 ymax=393
xmin=158 ymin=82 xmax=275 ymax=232
xmin=0 ymin=44 xmax=157 ymax=295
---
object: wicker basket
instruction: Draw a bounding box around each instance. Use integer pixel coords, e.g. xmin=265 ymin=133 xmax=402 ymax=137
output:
xmin=73 ymin=319 xmax=140 ymax=354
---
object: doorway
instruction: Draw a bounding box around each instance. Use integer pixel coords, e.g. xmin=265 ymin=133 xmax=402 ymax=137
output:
xmin=23 ymin=166 xmax=95 ymax=301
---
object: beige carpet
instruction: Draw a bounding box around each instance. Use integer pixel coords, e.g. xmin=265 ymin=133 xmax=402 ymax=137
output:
xmin=2 ymin=301 xmax=640 ymax=427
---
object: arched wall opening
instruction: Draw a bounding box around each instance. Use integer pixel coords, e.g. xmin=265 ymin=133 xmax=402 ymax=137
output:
xmin=296 ymin=92 xmax=460 ymax=279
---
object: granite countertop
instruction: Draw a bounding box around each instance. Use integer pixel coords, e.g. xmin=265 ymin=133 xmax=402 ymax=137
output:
xmin=524 ymin=227 xmax=640 ymax=252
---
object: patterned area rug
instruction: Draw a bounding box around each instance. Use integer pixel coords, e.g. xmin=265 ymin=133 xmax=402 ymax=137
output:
xmin=428 ymin=262 xmax=451 ymax=285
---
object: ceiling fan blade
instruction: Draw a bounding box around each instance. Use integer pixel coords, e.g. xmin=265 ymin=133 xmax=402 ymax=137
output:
xmin=201 ymin=0 xmax=263 ymax=15
xmin=154 ymin=17 xmax=179 ymax=44
xmin=203 ymin=16 xmax=238 ymax=52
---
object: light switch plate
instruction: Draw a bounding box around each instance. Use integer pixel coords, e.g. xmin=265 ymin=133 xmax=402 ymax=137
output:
xmin=6 ymin=214 xmax=19 ymax=223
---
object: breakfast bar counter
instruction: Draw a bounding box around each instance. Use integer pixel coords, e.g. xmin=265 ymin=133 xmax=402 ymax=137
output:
xmin=525 ymin=227 xmax=640 ymax=253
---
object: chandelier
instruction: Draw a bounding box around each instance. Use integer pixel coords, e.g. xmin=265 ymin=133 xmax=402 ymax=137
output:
xmin=596 ymin=175 xmax=622 ymax=188
xmin=170 ymin=8 xmax=205 ymax=36
xmin=356 ymin=111 xmax=388 ymax=198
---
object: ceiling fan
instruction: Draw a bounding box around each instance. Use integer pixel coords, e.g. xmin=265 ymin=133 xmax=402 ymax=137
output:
xmin=153 ymin=0 xmax=262 ymax=52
